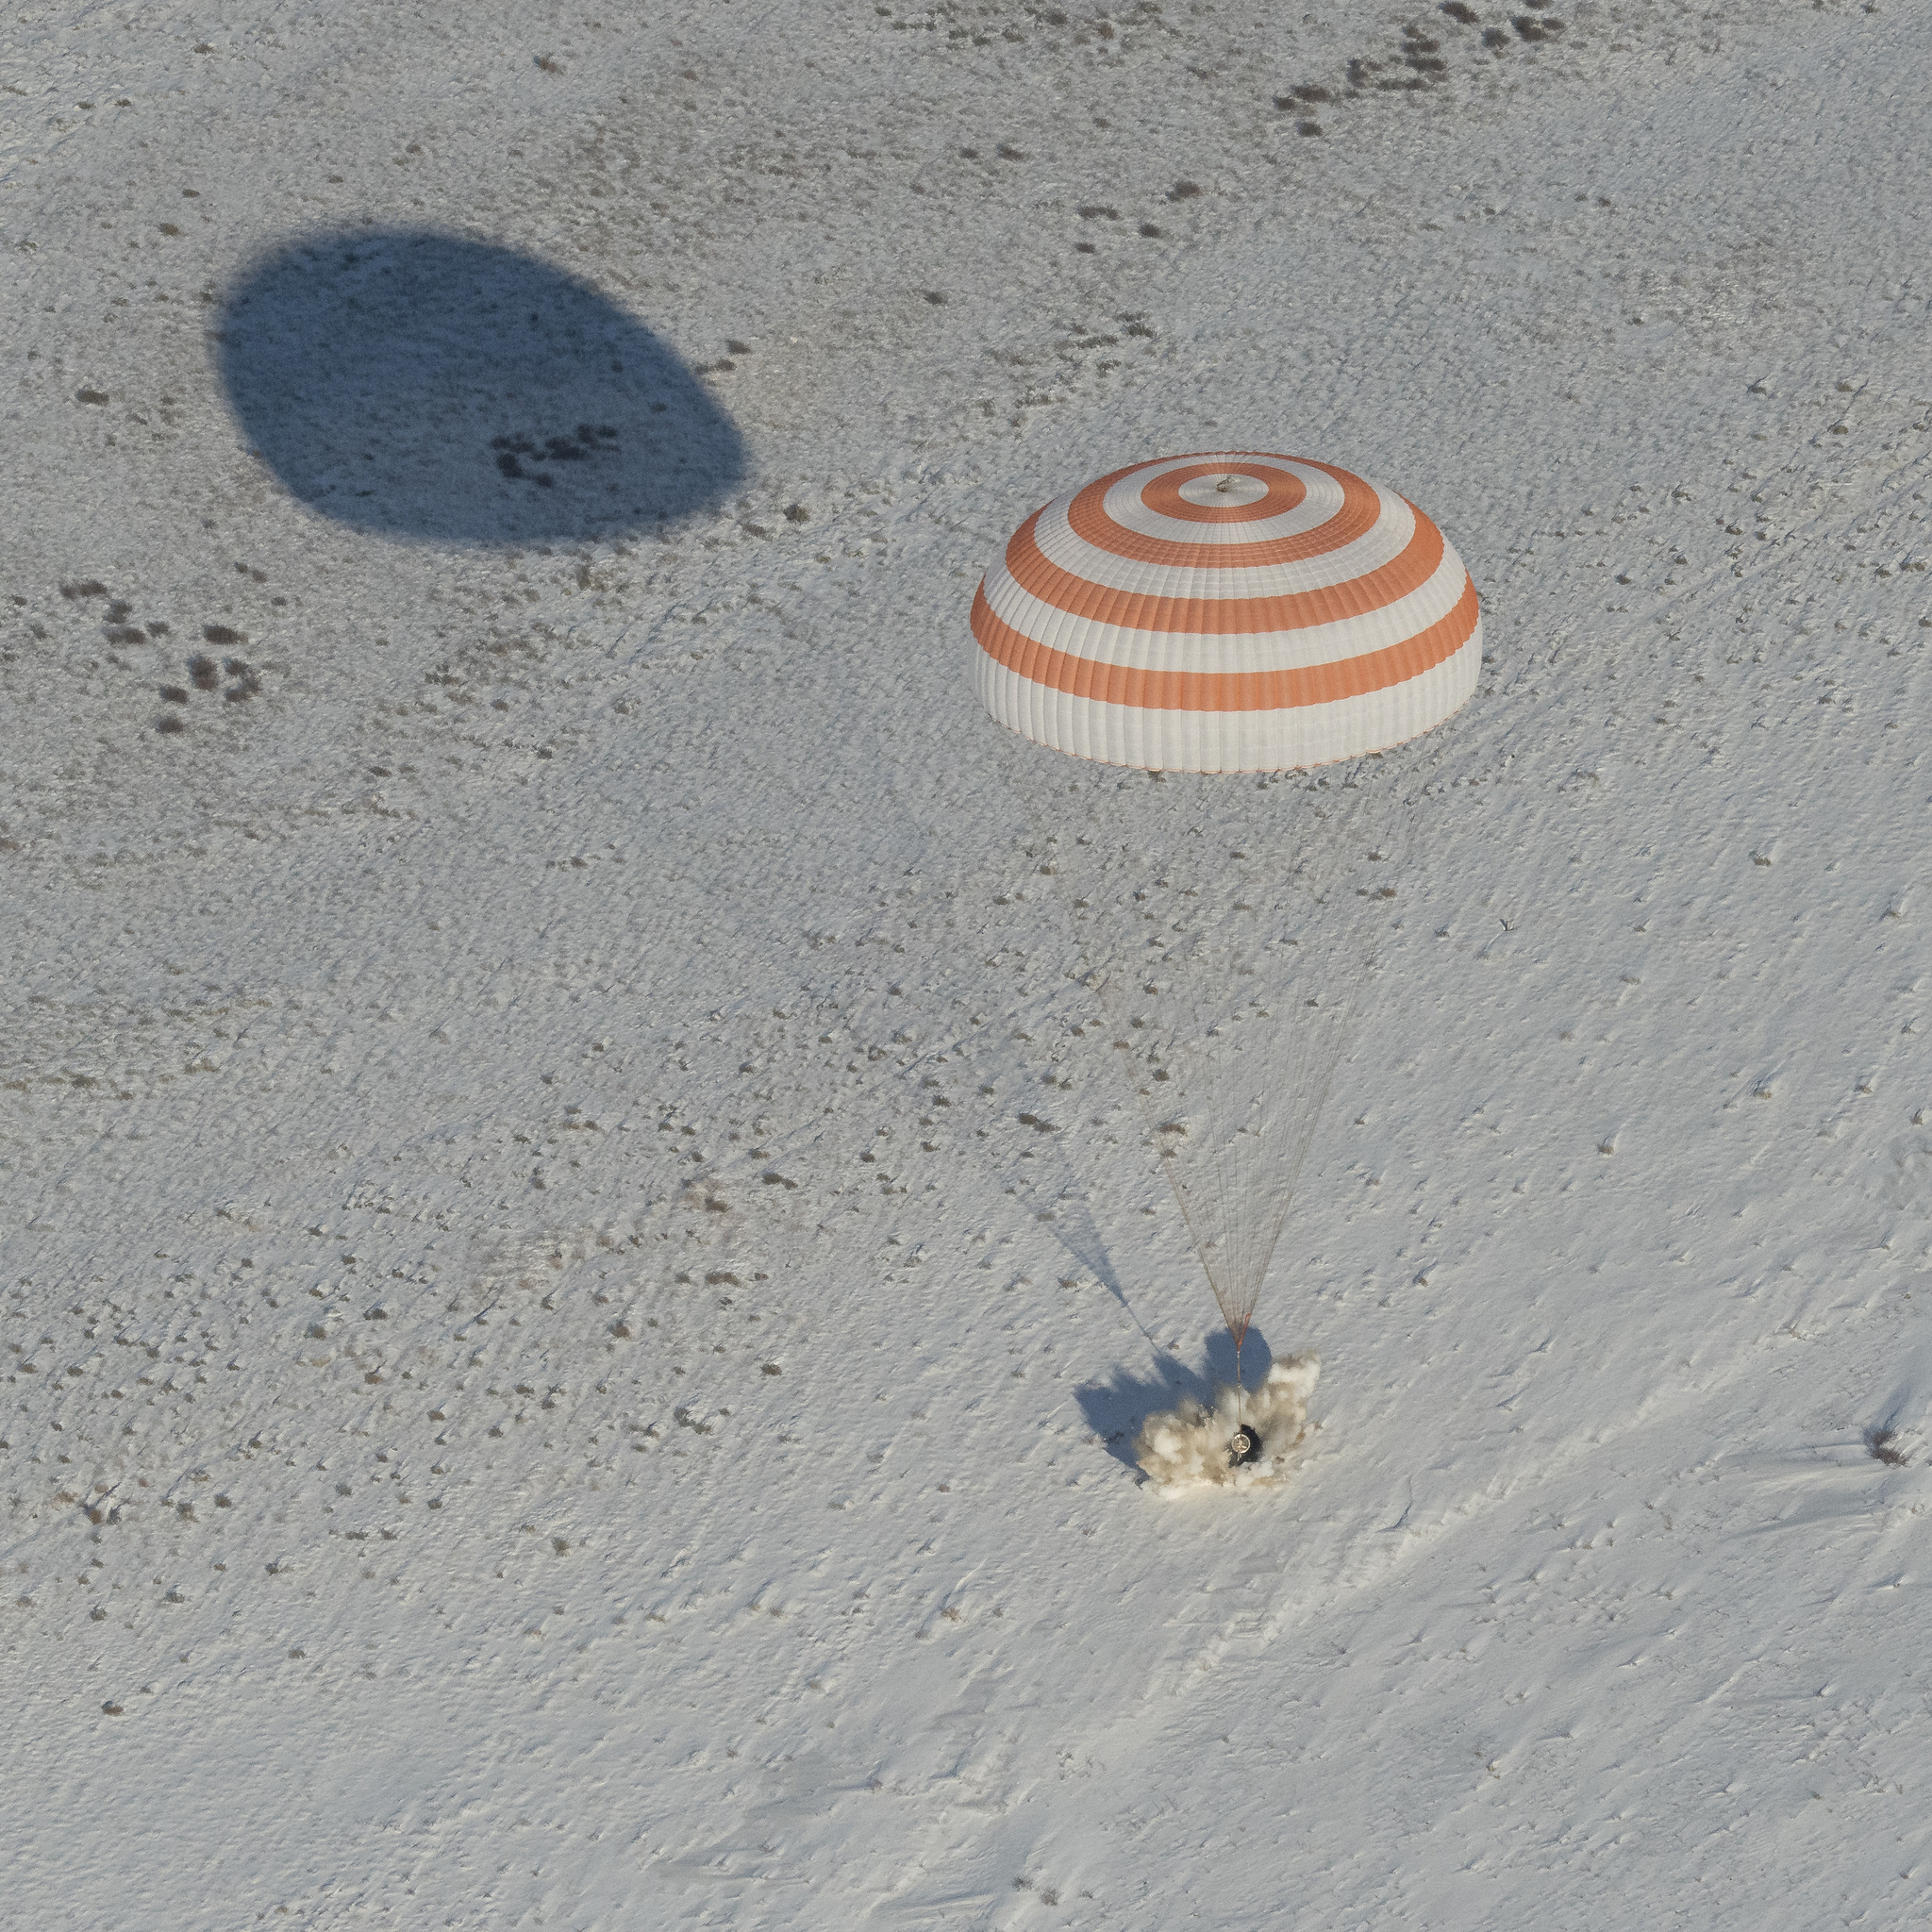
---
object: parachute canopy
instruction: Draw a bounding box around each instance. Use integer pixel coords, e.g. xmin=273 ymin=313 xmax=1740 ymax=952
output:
xmin=973 ymin=451 xmax=1480 ymax=774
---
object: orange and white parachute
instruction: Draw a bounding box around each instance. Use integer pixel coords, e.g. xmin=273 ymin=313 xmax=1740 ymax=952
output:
xmin=973 ymin=451 xmax=1479 ymax=773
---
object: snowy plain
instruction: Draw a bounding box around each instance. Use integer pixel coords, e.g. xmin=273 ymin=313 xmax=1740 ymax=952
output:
xmin=4 ymin=0 xmax=1931 ymax=1924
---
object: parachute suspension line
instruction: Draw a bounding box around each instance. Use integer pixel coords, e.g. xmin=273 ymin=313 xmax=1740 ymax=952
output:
xmin=1108 ymin=932 xmax=1356 ymax=1444
xmin=1137 ymin=940 xmax=1357 ymax=1348
xmin=1019 ymin=770 xmax=1407 ymax=1475
xmin=1234 ymin=1324 xmax=1244 ymax=1440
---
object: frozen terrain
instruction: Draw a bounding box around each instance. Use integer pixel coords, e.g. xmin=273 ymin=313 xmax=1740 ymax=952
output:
xmin=4 ymin=1 xmax=1930 ymax=1925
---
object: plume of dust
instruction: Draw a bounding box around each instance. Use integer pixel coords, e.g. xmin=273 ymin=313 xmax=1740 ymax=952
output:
xmin=1134 ymin=1352 xmax=1321 ymax=1492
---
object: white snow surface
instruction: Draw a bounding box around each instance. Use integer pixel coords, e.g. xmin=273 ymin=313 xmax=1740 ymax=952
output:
xmin=5 ymin=2 xmax=1932 ymax=1926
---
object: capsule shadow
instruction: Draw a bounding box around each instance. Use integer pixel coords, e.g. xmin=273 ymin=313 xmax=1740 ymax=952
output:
xmin=216 ymin=229 xmax=744 ymax=543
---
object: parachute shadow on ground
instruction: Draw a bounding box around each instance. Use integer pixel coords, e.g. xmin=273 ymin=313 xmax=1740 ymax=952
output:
xmin=217 ymin=229 xmax=744 ymax=543
xmin=1076 ymin=1324 xmax=1277 ymax=1472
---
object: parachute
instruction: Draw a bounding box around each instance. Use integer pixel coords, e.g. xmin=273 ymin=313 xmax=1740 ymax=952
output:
xmin=974 ymin=451 xmax=1476 ymax=1487
xmin=973 ymin=450 xmax=1480 ymax=774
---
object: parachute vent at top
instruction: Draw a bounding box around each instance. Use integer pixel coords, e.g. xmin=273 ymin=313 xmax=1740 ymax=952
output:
xmin=973 ymin=452 xmax=1481 ymax=774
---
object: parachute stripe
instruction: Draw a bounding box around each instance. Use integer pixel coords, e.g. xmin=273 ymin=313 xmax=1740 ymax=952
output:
xmin=972 ymin=573 xmax=1478 ymax=713
xmin=1137 ymin=462 xmax=1309 ymax=526
xmin=981 ymin=542 xmax=1471 ymax=679
xmin=1067 ymin=454 xmax=1382 ymax=566
xmin=999 ymin=501 xmax=1442 ymax=636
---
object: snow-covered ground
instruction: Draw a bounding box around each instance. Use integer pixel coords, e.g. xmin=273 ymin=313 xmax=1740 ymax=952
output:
xmin=5 ymin=2 xmax=1930 ymax=1924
